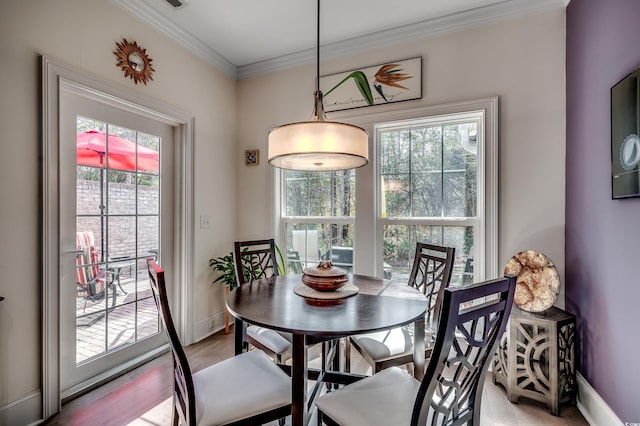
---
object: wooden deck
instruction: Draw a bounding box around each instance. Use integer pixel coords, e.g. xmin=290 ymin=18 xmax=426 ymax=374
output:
xmin=75 ymin=275 xmax=159 ymax=364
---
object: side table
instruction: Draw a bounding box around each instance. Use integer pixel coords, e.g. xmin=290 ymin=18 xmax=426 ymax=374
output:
xmin=108 ymin=256 xmax=136 ymax=295
xmin=492 ymin=306 xmax=576 ymax=415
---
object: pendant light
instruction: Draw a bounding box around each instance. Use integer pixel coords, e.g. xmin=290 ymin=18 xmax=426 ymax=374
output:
xmin=267 ymin=0 xmax=369 ymax=171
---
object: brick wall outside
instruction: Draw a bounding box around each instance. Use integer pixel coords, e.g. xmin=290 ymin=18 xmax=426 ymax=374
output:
xmin=77 ymin=179 xmax=159 ymax=278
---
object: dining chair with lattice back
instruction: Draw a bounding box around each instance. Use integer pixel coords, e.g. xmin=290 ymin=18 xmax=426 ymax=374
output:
xmin=147 ymin=258 xmax=291 ymax=426
xmin=233 ymin=239 xmax=292 ymax=363
xmin=316 ymin=274 xmax=517 ymax=426
xmin=345 ymin=242 xmax=455 ymax=374
xmin=234 ymin=239 xmax=341 ymax=389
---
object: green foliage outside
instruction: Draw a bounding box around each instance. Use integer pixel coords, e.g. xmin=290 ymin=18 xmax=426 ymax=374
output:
xmin=379 ymin=123 xmax=477 ymax=271
xmin=282 ymin=122 xmax=478 ymax=276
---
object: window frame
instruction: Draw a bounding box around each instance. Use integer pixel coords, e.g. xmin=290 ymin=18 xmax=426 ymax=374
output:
xmin=274 ymin=97 xmax=498 ymax=283
xmin=375 ymin=111 xmax=486 ymax=283
xmin=277 ymin=170 xmax=357 ymax=270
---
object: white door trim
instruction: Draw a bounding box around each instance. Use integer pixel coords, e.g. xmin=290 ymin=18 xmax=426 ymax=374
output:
xmin=41 ymin=56 xmax=195 ymax=420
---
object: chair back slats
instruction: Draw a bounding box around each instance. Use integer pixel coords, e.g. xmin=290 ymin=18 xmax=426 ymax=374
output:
xmin=147 ymin=259 xmax=197 ymax=425
xmin=233 ymin=239 xmax=279 ymax=286
xmin=408 ymin=243 xmax=455 ymax=324
xmin=75 ymin=253 xmax=90 ymax=287
xmin=75 ymin=231 xmax=107 ymax=297
xmin=411 ymin=275 xmax=516 ymax=426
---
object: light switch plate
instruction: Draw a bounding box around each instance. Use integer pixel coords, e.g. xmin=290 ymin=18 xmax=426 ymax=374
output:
xmin=200 ymin=214 xmax=210 ymax=229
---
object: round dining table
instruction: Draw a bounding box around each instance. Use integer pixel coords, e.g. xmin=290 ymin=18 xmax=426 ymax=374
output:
xmin=226 ymin=274 xmax=428 ymax=426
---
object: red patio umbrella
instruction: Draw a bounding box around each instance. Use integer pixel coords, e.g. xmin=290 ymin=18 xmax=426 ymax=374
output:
xmin=76 ymin=130 xmax=159 ymax=171
xmin=76 ymin=130 xmax=159 ymax=261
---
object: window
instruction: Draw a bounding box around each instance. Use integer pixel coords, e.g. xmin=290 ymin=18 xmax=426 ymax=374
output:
xmin=280 ymin=170 xmax=356 ymax=273
xmin=274 ymin=98 xmax=498 ymax=283
xmin=376 ymin=109 xmax=493 ymax=285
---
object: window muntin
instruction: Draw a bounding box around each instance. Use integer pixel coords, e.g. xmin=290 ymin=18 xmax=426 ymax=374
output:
xmin=282 ymin=170 xmax=356 ymax=271
xmin=377 ymin=115 xmax=482 ymax=285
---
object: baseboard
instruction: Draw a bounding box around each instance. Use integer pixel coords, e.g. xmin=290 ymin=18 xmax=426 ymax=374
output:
xmin=577 ymin=371 xmax=624 ymax=426
xmin=193 ymin=311 xmax=227 ymax=343
xmin=0 ymin=390 xmax=42 ymax=426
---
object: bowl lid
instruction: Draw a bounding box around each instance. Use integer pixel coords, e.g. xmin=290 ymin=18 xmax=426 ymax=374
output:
xmin=303 ymin=261 xmax=348 ymax=278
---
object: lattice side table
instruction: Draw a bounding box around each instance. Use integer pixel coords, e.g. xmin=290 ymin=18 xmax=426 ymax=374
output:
xmin=492 ymin=306 xmax=576 ymax=415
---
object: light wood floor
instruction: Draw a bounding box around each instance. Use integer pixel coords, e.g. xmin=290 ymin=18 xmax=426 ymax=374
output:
xmin=45 ymin=329 xmax=589 ymax=426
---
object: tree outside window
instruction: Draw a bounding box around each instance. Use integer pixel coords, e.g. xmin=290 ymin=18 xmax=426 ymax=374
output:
xmin=282 ymin=170 xmax=356 ymax=273
xmin=378 ymin=118 xmax=480 ymax=285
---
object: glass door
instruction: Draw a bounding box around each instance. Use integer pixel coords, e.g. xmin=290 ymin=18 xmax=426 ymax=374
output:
xmin=59 ymin=88 xmax=174 ymax=396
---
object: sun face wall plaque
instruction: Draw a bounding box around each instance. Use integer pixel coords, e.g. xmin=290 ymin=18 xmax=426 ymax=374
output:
xmin=114 ymin=39 xmax=155 ymax=85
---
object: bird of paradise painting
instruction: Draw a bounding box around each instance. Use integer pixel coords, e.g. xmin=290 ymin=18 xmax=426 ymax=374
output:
xmin=319 ymin=57 xmax=422 ymax=112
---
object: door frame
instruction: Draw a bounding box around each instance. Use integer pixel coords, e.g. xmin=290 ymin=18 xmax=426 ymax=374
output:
xmin=41 ymin=56 xmax=195 ymax=419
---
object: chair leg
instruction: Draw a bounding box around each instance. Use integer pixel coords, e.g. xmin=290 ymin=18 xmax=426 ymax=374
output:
xmin=406 ymin=363 xmax=414 ymax=376
xmin=322 ymin=342 xmax=331 ymax=390
xmin=106 ymin=284 xmax=117 ymax=314
xmin=344 ymin=338 xmax=351 ymax=373
xmin=172 ymin=406 xmax=179 ymax=426
xmin=332 ymin=340 xmax=340 ymax=390
xmin=321 ymin=341 xmax=327 ymax=370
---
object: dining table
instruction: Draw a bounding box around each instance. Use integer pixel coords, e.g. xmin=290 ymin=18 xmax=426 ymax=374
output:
xmin=226 ymin=273 xmax=429 ymax=426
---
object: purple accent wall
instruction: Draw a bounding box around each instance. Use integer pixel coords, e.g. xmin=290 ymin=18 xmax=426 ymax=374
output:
xmin=567 ymin=0 xmax=640 ymax=421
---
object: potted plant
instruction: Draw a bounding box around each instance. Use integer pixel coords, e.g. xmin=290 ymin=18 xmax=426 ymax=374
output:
xmin=209 ymin=245 xmax=286 ymax=333
xmin=209 ymin=252 xmax=239 ymax=290
xmin=209 ymin=245 xmax=287 ymax=290
xmin=209 ymin=252 xmax=238 ymax=334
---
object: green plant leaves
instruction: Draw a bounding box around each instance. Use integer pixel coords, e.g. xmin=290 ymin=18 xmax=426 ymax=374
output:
xmin=209 ymin=243 xmax=287 ymax=290
xmin=325 ymin=71 xmax=374 ymax=106
xmin=209 ymin=252 xmax=237 ymax=288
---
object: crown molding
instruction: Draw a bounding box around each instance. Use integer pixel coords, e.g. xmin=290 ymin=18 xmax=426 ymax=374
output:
xmin=239 ymin=0 xmax=568 ymax=79
xmin=112 ymin=0 xmax=568 ymax=81
xmin=111 ymin=0 xmax=237 ymax=79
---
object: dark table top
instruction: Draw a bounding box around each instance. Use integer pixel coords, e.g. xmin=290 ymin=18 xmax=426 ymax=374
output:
xmin=226 ymin=274 xmax=428 ymax=337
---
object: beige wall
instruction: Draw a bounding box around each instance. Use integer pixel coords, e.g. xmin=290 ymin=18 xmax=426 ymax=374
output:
xmin=237 ymin=10 xmax=566 ymax=293
xmin=0 ymin=0 xmax=236 ymax=420
xmin=0 ymin=1 xmax=566 ymax=422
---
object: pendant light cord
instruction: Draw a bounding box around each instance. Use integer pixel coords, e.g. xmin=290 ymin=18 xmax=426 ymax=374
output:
xmin=316 ymin=0 xmax=320 ymax=92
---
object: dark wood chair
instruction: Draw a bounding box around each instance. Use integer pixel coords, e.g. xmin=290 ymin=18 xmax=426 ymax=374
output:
xmin=147 ymin=259 xmax=291 ymax=426
xmin=316 ymin=275 xmax=517 ymax=425
xmin=233 ymin=239 xmax=292 ymax=363
xmin=234 ymin=239 xmax=339 ymax=380
xmin=346 ymin=243 xmax=455 ymax=374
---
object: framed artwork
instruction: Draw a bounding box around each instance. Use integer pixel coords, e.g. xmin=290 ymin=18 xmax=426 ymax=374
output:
xmin=611 ymin=66 xmax=640 ymax=198
xmin=319 ymin=57 xmax=422 ymax=112
xmin=245 ymin=149 xmax=259 ymax=166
